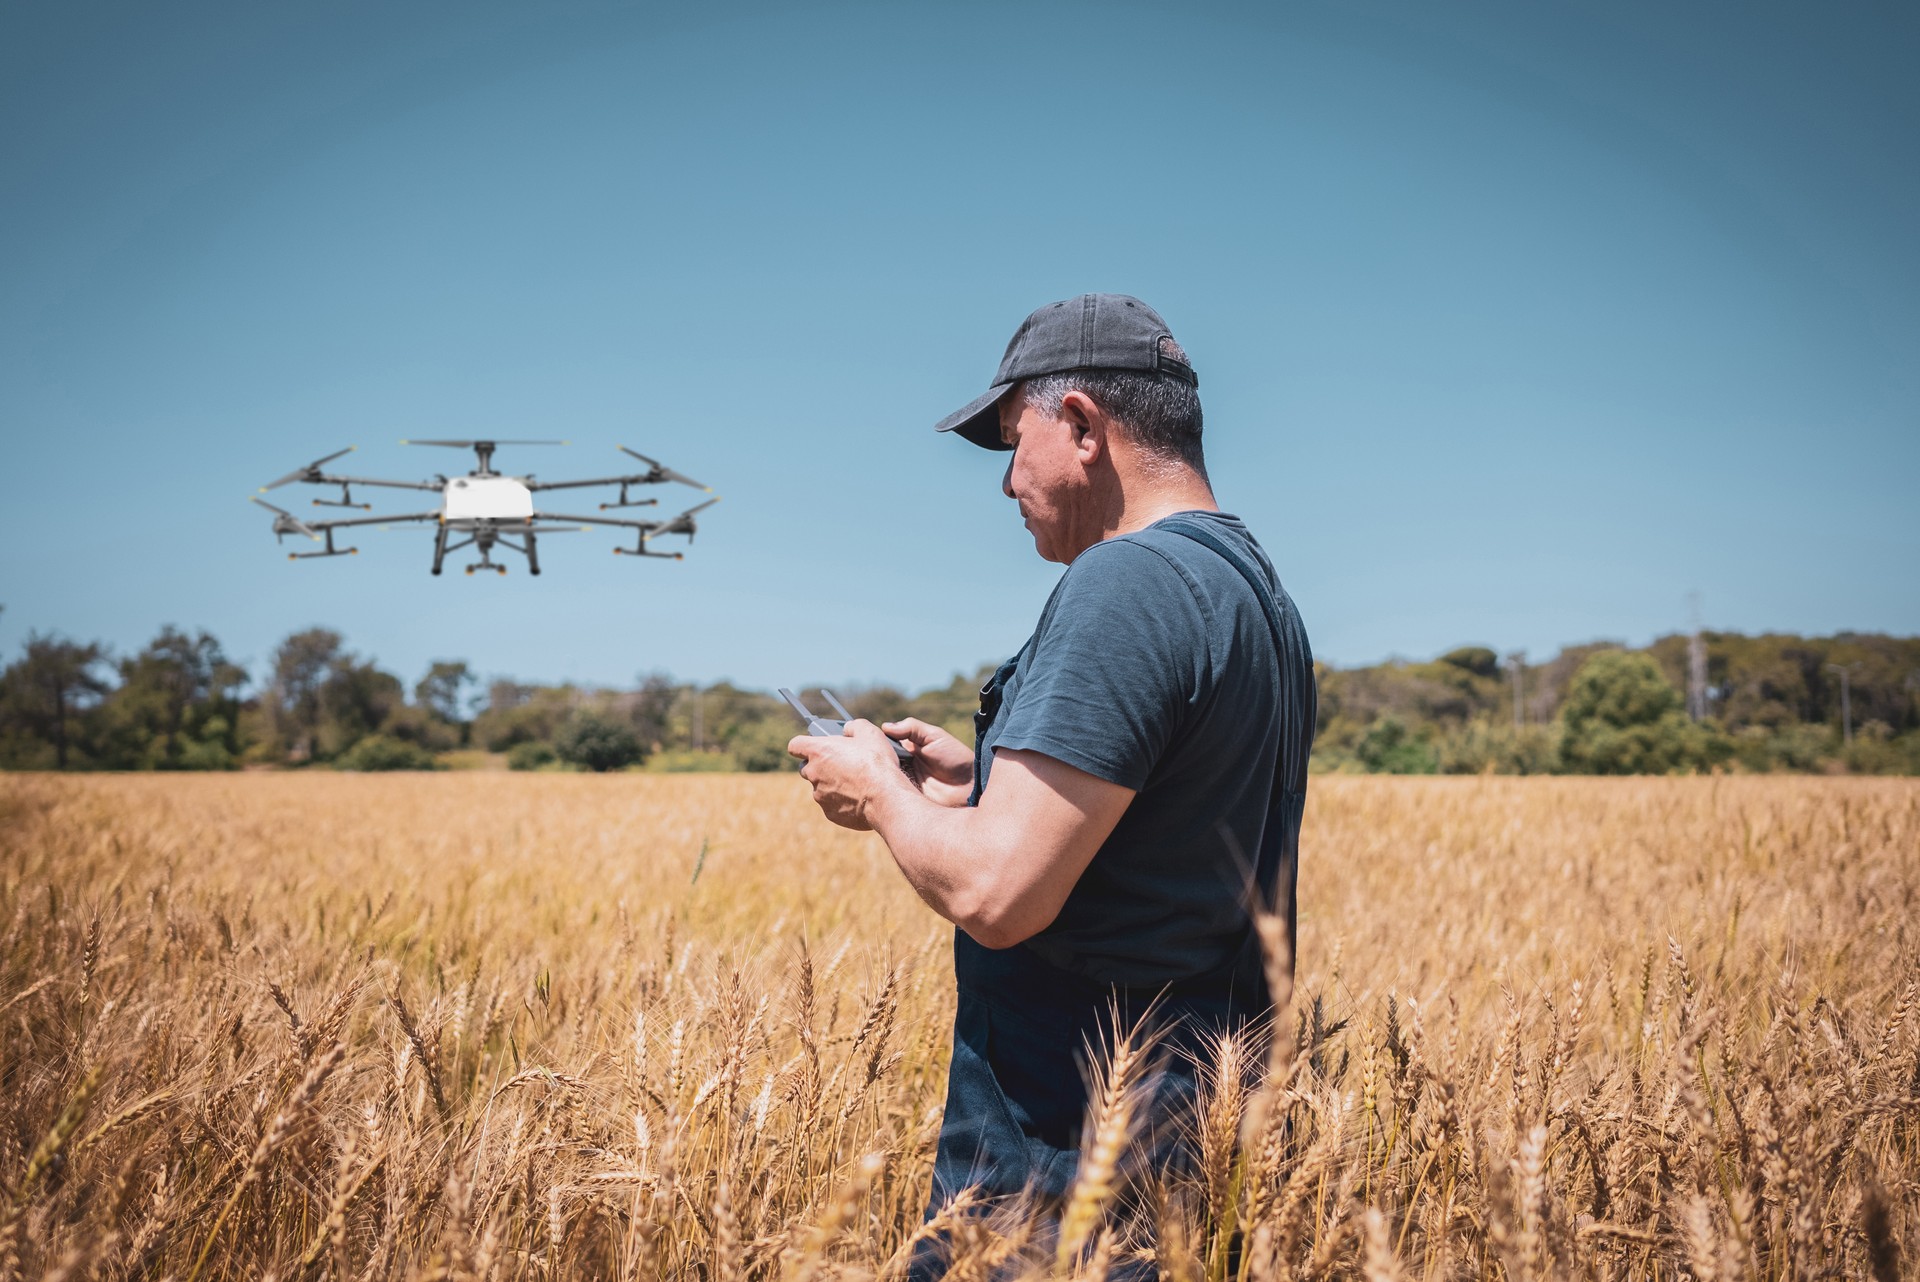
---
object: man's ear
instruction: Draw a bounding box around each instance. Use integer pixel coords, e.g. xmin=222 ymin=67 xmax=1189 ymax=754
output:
xmin=1058 ymin=390 xmax=1105 ymax=465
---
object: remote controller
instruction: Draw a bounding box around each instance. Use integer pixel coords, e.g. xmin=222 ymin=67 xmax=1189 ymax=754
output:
xmin=778 ymin=688 xmax=917 ymax=777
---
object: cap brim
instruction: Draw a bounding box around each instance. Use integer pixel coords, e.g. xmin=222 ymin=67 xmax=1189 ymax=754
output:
xmin=933 ymin=383 xmax=1014 ymax=451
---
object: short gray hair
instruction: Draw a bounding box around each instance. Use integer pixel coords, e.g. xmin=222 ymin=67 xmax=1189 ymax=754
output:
xmin=1020 ymin=338 xmax=1206 ymax=476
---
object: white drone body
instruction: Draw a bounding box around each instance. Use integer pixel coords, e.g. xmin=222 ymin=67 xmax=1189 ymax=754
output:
xmin=250 ymin=439 xmax=719 ymax=576
xmin=443 ymin=475 xmax=535 ymax=523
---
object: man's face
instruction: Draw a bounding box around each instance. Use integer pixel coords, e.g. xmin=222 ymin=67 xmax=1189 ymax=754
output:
xmin=999 ymin=387 xmax=1092 ymax=564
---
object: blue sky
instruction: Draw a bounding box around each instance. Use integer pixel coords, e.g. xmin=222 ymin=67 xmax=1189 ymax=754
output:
xmin=3 ymin=1 xmax=1915 ymax=694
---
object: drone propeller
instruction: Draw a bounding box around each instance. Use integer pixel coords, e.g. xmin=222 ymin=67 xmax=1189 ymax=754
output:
xmin=618 ymin=445 xmax=711 ymax=491
xmin=250 ymin=496 xmax=320 ymax=540
xmin=400 ymin=439 xmax=569 ymax=448
xmin=261 ymin=446 xmax=355 ymax=491
xmin=650 ymin=497 xmax=720 ymax=540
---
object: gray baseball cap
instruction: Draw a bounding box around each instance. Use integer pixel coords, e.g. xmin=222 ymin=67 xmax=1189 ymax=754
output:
xmin=934 ymin=293 xmax=1199 ymax=451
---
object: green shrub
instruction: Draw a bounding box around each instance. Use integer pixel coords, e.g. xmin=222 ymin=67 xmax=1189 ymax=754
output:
xmin=1557 ymin=652 xmax=1731 ymax=774
xmin=336 ymin=734 xmax=438 ymax=772
xmin=727 ymin=718 xmax=800 ymax=773
xmin=1355 ymin=717 xmax=1439 ymax=774
xmin=506 ymin=741 xmax=558 ymax=772
xmin=175 ymin=737 xmax=237 ymax=771
xmin=1435 ymin=721 xmax=1560 ymax=775
xmin=554 ymin=712 xmax=645 ymax=773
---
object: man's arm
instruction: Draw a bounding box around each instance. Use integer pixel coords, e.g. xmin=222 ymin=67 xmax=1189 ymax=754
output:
xmin=790 ymin=721 xmax=1135 ymax=949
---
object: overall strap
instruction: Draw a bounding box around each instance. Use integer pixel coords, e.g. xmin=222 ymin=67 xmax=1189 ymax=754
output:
xmin=1160 ymin=519 xmax=1282 ymax=647
xmin=1156 ymin=516 xmax=1315 ymax=969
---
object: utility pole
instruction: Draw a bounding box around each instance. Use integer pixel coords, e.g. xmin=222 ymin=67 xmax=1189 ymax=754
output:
xmin=1505 ymin=651 xmax=1526 ymax=729
xmin=1686 ymin=591 xmax=1708 ymax=722
xmin=1826 ymin=662 xmax=1858 ymax=749
xmin=692 ymin=687 xmax=704 ymax=752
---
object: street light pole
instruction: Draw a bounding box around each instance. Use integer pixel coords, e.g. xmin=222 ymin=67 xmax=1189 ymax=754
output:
xmin=1686 ymin=591 xmax=1708 ymax=721
xmin=1826 ymin=662 xmax=1857 ymax=749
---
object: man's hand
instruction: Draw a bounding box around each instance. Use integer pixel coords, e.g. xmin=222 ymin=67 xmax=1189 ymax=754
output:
xmin=788 ymin=719 xmax=911 ymax=831
xmin=865 ymin=746 xmax=1136 ymax=948
xmin=882 ymin=718 xmax=973 ymax=808
xmin=789 ymin=720 xmax=1139 ymax=952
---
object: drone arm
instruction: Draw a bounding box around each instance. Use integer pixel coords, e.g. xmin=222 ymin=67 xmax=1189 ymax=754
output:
xmin=530 ymin=510 xmax=662 ymax=532
xmin=524 ymin=473 xmax=656 ymax=492
xmin=308 ymin=472 xmax=444 ymax=492
xmin=301 ymin=510 xmax=444 ymax=531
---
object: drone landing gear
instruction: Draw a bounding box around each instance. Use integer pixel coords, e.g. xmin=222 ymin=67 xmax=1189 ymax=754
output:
xmin=613 ymin=529 xmax=683 ymax=560
xmin=439 ymin=527 xmax=520 ymax=576
xmin=599 ymin=482 xmax=661 ymax=512
xmin=288 ymin=529 xmax=358 ymax=560
xmin=464 ymin=541 xmax=507 ymax=576
xmin=438 ymin=530 xmax=507 ymax=576
xmin=312 ymin=481 xmax=371 ymax=510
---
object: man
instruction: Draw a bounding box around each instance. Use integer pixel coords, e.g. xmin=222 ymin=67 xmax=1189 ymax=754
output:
xmin=788 ymin=294 xmax=1315 ymax=1261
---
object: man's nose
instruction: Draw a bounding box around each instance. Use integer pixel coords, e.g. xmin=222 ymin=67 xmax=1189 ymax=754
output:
xmin=1001 ymin=456 xmax=1015 ymax=498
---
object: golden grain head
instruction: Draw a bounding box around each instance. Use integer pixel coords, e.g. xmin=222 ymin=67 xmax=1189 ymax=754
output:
xmin=0 ymin=772 xmax=1914 ymax=1278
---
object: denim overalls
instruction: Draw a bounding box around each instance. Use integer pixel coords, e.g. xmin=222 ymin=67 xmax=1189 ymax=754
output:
xmin=908 ymin=515 xmax=1311 ymax=1278
xmin=908 ymin=655 xmax=1274 ymax=1277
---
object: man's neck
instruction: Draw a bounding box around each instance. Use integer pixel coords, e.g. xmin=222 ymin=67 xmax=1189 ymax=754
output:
xmin=1106 ymin=462 xmax=1219 ymax=536
xmin=1070 ymin=471 xmax=1219 ymax=560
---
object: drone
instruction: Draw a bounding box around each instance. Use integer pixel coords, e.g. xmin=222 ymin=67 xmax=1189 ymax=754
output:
xmin=250 ymin=439 xmax=718 ymax=576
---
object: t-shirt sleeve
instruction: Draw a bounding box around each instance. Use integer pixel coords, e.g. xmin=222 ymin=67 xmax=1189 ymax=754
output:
xmin=990 ymin=538 xmax=1210 ymax=791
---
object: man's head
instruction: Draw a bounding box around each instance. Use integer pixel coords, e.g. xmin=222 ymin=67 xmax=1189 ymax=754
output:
xmin=936 ymin=294 xmax=1209 ymax=563
xmin=1016 ymin=345 xmax=1206 ymax=475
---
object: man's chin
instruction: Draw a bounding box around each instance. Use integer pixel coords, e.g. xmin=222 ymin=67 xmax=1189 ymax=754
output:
xmin=1022 ymin=519 xmax=1068 ymax=564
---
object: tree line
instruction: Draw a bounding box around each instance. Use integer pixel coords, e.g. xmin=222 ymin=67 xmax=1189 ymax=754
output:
xmin=1 ymin=618 xmax=1915 ymax=774
xmin=1314 ymin=633 xmax=1920 ymax=775
xmin=0 ymin=622 xmax=985 ymax=773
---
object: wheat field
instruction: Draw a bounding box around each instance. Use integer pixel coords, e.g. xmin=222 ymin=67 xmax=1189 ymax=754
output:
xmin=0 ymin=773 xmax=1914 ymax=1280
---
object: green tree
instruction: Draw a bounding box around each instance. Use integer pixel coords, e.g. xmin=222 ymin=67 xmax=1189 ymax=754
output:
xmin=474 ymin=681 xmax=576 ymax=751
xmin=415 ymin=661 xmax=474 ymax=737
xmin=262 ymin=629 xmax=412 ymax=762
xmin=554 ymin=710 xmax=645 ymax=772
xmin=1437 ymin=646 xmax=1500 ymax=680
xmin=106 ymin=627 xmax=245 ymax=769
xmin=374 ymin=656 xmax=468 ymax=756
xmin=630 ymin=673 xmax=678 ymax=750
xmin=268 ymin=628 xmax=345 ymax=762
xmin=376 ymin=704 xmax=460 ymax=753
xmin=0 ymin=633 xmax=112 ymax=769
xmin=1558 ymin=651 xmax=1722 ymax=774
xmin=316 ymin=658 xmax=405 ymax=758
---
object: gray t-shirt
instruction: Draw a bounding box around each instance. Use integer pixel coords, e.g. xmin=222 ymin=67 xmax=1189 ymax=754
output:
xmin=977 ymin=510 xmax=1312 ymax=986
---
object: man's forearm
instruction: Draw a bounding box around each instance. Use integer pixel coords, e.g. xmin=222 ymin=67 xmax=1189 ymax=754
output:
xmin=865 ymin=779 xmax=1017 ymax=943
xmin=791 ymin=729 xmax=1130 ymax=950
xmin=864 ymin=748 xmax=1128 ymax=950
